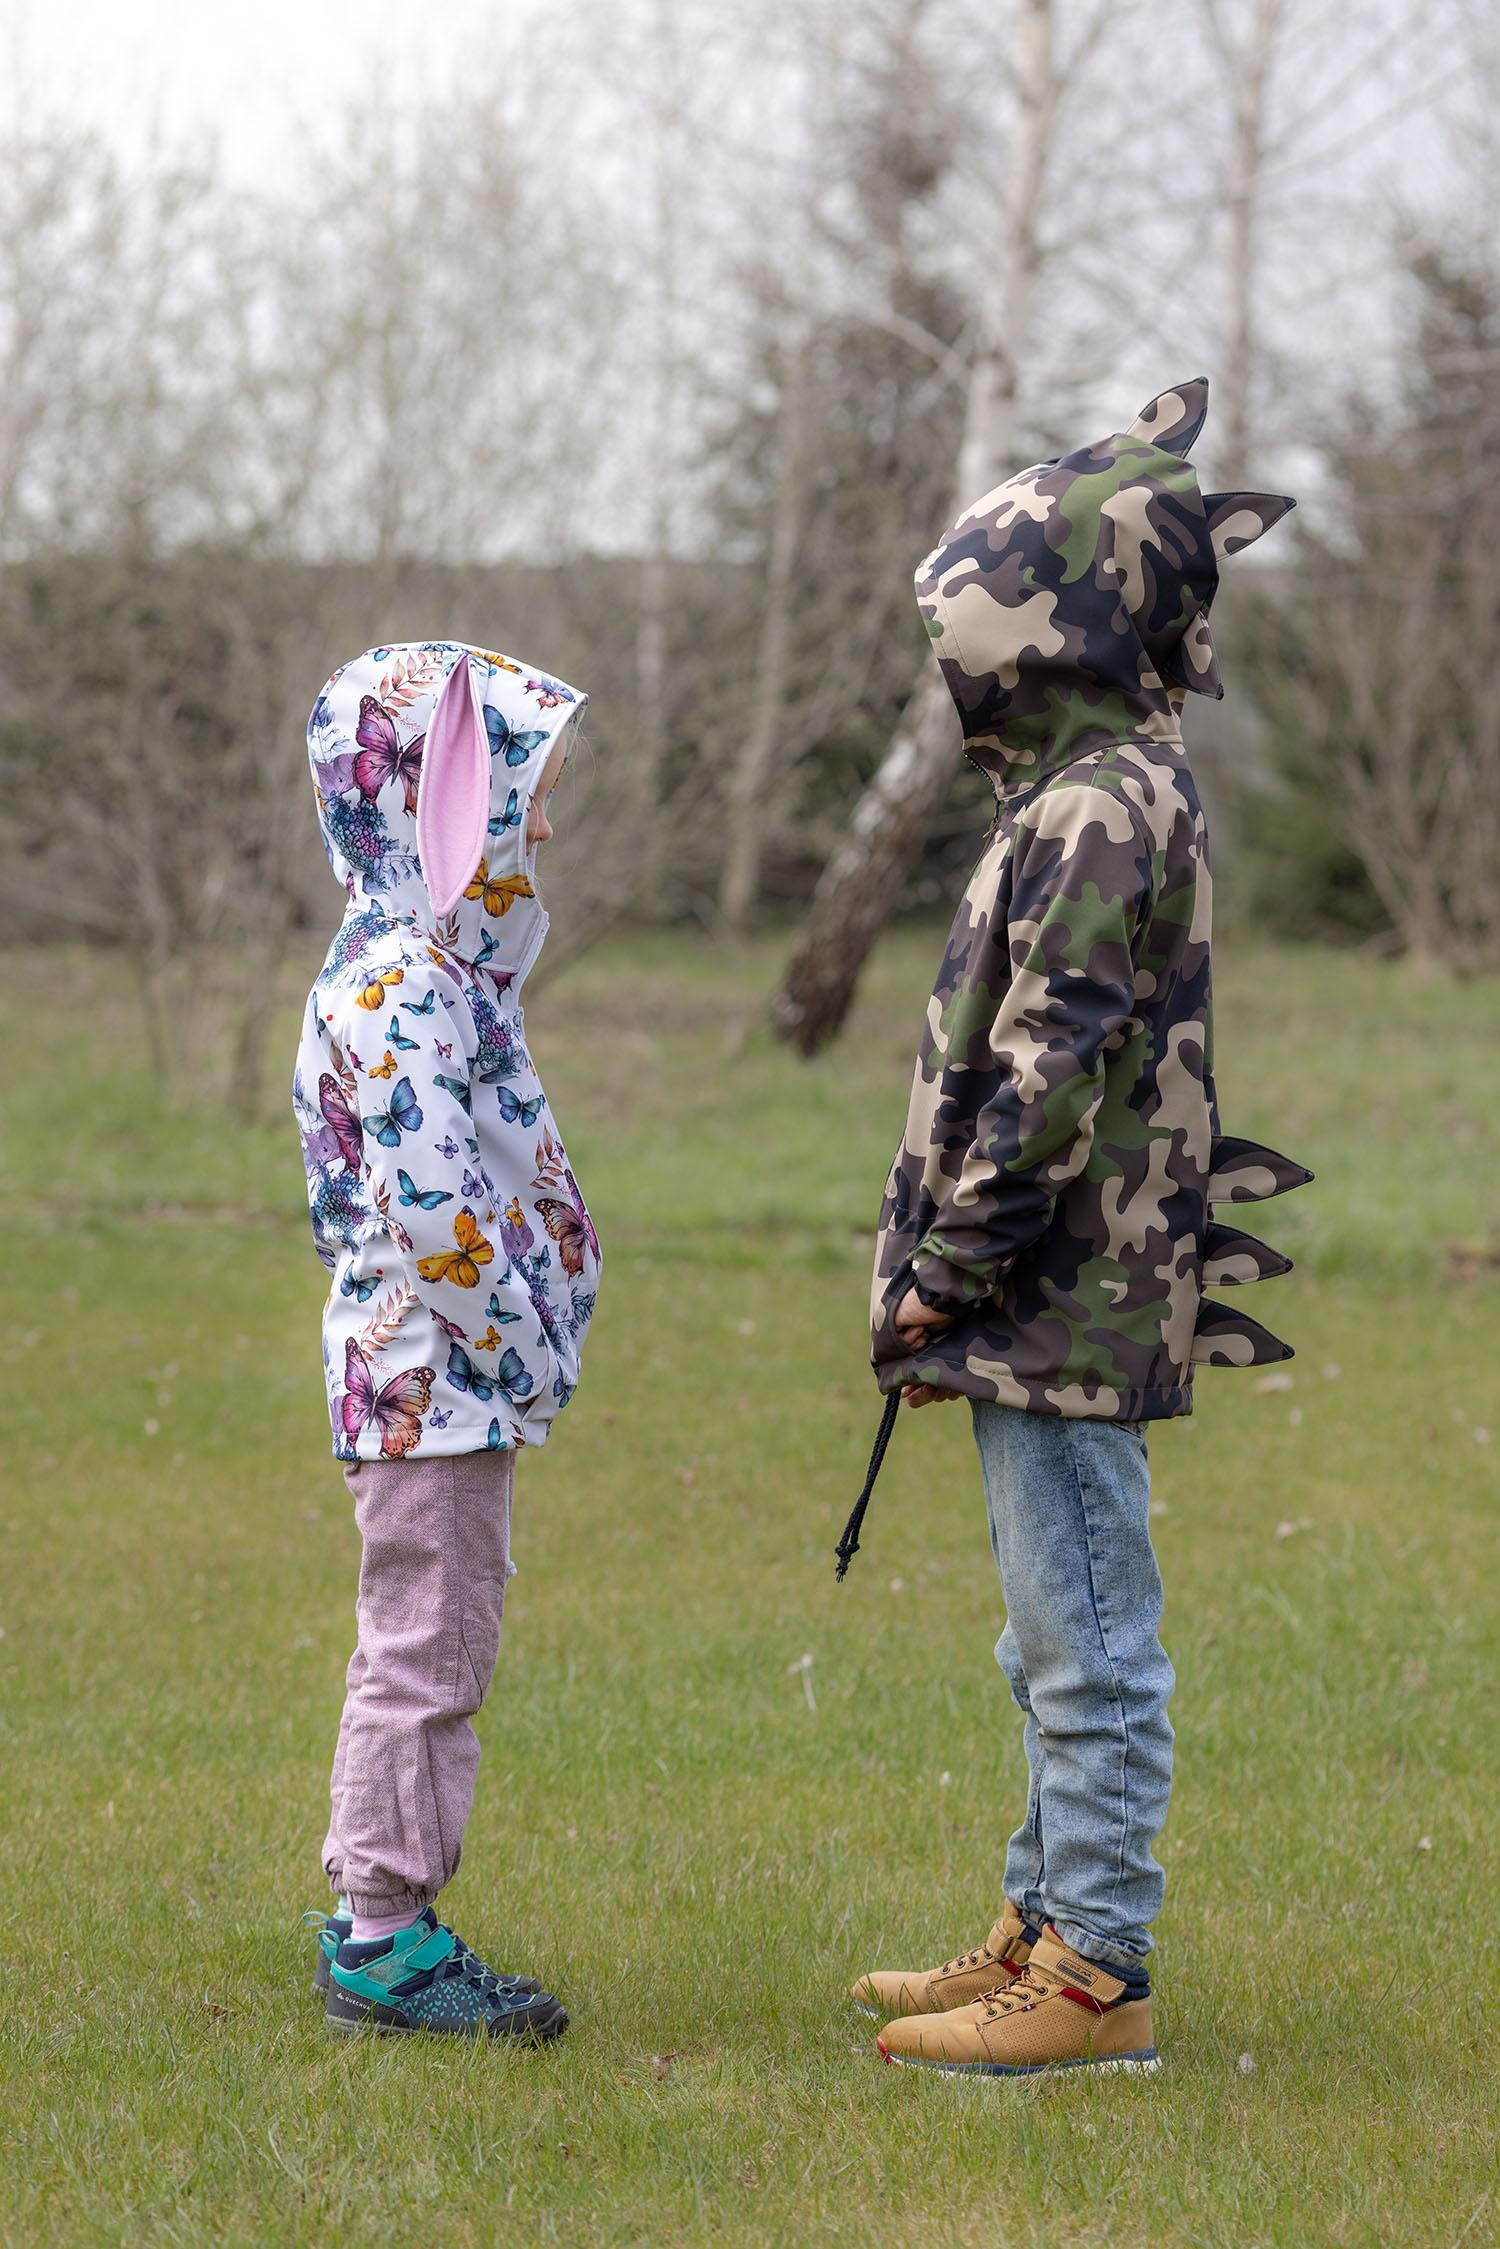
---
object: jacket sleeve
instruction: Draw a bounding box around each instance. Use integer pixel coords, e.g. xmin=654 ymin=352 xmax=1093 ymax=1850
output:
xmin=329 ymin=965 xmax=489 ymax=1301
xmin=908 ymin=784 xmax=1152 ymax=1310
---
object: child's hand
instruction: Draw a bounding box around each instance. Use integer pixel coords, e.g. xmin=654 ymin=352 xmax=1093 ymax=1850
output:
xmin=902 ymin=1381 xmax=962 ymax=1409
xmin=893 ymin=1287 xmax=961 ymax=1406
xmin=893 ymin=1286 xmax=954 ymax=1351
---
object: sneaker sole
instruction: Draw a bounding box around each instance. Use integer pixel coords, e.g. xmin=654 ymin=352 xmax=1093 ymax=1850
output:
xmin=325 ymin=1984 xmax=569 ymax=2042
xmin=876 ymin=2037 xmax=1161 ymax=2078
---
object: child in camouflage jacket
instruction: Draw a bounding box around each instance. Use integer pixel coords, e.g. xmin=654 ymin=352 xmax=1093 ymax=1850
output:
xmin=845 ymin=380 xmax=1310 ymax=2077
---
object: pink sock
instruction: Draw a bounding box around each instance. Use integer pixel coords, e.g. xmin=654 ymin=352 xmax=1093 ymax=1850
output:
xmin=350 ymin=1906 xmax=426 ymax=1943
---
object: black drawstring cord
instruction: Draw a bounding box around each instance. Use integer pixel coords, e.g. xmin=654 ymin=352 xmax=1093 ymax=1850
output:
xmin=835 ymin=1390 xmax=901 ymax=1581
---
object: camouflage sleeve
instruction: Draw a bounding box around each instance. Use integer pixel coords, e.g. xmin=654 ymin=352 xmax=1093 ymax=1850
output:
xmin=909 ymin=784 xmax=1153 ymax=1309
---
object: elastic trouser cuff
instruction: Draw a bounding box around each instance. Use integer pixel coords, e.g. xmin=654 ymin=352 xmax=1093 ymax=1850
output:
xmin=332 ymin=1881 xmax=438 ymax=1921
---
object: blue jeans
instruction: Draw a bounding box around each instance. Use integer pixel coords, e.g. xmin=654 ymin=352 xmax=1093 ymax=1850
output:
xmin=971 ymin=1400 xmax=1175 ymax=1972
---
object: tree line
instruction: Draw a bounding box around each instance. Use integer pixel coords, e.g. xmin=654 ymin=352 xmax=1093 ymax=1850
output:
xmin=1 ymin=0 xmax=1495 ymax=1097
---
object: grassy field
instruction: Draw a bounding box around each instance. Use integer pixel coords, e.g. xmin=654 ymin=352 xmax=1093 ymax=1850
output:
xmin=1 ymin=929 xmax=1497 ymax=2248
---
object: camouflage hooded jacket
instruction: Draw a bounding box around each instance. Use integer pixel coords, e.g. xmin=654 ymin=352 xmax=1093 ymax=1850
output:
xmin=870 ymin=379 xmax=1311 ymax=1421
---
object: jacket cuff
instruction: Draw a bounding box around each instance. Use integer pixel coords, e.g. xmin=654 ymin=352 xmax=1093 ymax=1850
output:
xmin=909 ymin=1244 xmax=1004 ymax=1311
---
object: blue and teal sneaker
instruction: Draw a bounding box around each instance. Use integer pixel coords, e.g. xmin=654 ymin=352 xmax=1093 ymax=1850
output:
xmin=303 ymin=1905 xmax=353 ymax=1998
xmin=325 ymin=1908 xmax=566 ymax=2039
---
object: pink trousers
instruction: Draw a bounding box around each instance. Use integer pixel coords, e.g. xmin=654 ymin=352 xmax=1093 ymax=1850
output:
xmin=323 ymin=1451 xmax=515 ymax=1918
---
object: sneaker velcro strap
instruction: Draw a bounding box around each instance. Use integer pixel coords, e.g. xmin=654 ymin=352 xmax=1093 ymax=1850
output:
xmin=354 ymin=1922 xmax=456 ymax=1994
xmin=400 ymin=1924 xmax=457 ymax=1976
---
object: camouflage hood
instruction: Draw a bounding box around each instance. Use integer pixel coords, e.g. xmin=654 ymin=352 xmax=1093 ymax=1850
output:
xmin=916 ymin=377 xmax=1291 ymax=793
xmin=869 ymin=379 xmax=1311 ymax=1431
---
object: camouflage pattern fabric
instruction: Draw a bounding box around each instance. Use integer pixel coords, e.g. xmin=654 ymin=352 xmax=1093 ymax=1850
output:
xmin=871 ymin=379 xmax=1311 ymax=1419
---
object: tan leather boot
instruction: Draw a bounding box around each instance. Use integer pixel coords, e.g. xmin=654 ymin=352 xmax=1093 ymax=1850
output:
xmin=875 ymin=1925 xmax=1159 ymax=2075
xmin=850 ymin=1901 xmax=1035 ymax=2020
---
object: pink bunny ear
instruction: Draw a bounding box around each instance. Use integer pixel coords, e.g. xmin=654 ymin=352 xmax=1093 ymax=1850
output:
xmin=416 ymin=652 xmax=489 ymax=917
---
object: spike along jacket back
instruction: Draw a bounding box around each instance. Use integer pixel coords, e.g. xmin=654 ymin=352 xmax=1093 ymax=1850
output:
xmin=292 ymin=643 xmax=600 ymax=1462
xmin=871 ymin=379 xmax=1312 ymax=1420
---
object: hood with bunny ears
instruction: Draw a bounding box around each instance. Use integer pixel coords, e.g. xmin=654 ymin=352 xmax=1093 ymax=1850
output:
xmin=293 ymin=637 xmax=599 ymax=1466
xmin=915 ymin=375 xmax=1293 ymax=793
xmin=308 ymin=640 xmax=585 ymax=979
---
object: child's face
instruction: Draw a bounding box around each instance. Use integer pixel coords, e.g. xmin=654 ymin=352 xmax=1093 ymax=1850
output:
xmin=526 ymin=734 xmax=570 ymax=849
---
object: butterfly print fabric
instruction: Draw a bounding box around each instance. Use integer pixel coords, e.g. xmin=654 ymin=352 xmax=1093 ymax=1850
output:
xmin=292 ymin=641 xmax=599 ymax=1459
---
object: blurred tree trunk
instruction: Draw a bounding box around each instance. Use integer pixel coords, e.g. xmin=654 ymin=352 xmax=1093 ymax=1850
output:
xmin=771 ymin=0 xmax=1056 ymax=1055
xmin=633 ymin=0 xmax=682 ymax=889
xmin=1207 ymin=0 xmax=1287 ymax=486
xmin=719 ymin=334 xmax=813 ymax=931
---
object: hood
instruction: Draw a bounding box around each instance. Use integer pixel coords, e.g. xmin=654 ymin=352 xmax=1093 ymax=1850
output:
xmin=915 ymin=378 xmax=1294 ymax=792
xmin=307 ymin=639 xmax=585 ymax=980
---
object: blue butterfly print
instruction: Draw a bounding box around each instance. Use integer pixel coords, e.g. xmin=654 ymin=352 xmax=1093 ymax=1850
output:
xmin=462 ymin=1167 xmax=486 ymax=1198
xmin=340 ymin=1269 xmax=382 ymax=1302
xmin=474 ymin=930 xmax=499 ymax=968
xmin=432 ymin=1073 xmax=472 ymax=1113
xmin=362 ymin=1076 xmax=423 ymax=1147
xmin=397 ymin=1168 xmax=453 ymax=1211
xmin=552 ymin=1373 xmax=575 ymax=1408
xmin=445 ymin=1341 xmax=535 ymax=1403
xmin=497 ymin=1088 xmax=544 ymax=1127
xmin=485 ymin=1418 xmax=511 ymax=1451
xmin=484 ymin=1291 xmax=521 ymax=1325
xmin=386 ymin=1016 xmax=419 ymax=1051
xmin=401 ymin=991 xmax=437 ymax=1017
xmin=485 ymin=707 xmax=548 ymax=767
xmin=435 ymin=1135 xmax=459 ymax=1159
xmin=464 ymin=1135 xmax=480 ymax=1155
xmin=488 ymin=788 xmax=522 ymax=836
xmin=429 ymin=1406 xmax=452 ymax=1430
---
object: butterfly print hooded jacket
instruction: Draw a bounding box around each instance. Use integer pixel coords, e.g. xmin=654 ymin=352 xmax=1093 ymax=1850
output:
xmin=292 ymin=641 xmax=600 ymax=1460
xmin=870 ymin=379 xmax=1311 ymax=1421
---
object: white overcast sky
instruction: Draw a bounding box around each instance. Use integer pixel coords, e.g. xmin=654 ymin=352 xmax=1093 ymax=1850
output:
xmin=9 ymin=0 xmax=541 ymax=182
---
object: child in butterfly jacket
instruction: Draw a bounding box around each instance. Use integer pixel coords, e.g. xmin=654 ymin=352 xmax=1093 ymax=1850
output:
xmin=291 ymin=641 xmax=601 ymax=2039
xmin=846 ymin=382 xmax=1311 ymax=2078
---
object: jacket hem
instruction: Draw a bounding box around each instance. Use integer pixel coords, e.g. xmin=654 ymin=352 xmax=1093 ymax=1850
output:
xmin=872 ymin=1359 xmax=1195 ymax=1422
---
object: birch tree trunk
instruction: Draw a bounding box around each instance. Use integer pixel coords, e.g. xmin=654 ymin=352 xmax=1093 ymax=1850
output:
xmin=633 ymin=0 xmax=681 ymax=885
xmin=771 ymin=0 xmax=1056 ymax=1054
xmin=719 ymin=334 xmax=814 ymax=930
xmin=1210 ymin=0 xmax=1286 ymax=487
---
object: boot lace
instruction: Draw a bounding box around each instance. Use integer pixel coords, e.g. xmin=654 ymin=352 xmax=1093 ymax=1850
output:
xmin=978 ymin=1964 xmax=1062 ymax=2020
xmin=937 ymin=1942 xmax=995 ymax=1979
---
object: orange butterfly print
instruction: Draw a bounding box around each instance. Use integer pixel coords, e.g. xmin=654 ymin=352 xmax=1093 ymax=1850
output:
xmin=416 ymin=1206 xmax=495 ymax=1289
xmin=356 ymin=967 xmax=405 ymax=1011
xmin=367 ymin=1050 xmax=397 ymax=1079
xmin=472 ymin=1324 xmax=509 ymax=1353
xmin=463 ymin=861 xmax=534 ymax=917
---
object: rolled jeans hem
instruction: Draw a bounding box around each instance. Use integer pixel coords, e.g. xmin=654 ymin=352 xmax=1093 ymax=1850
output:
xmin=1050 ymin=1915 xmax=1155 ymax=1974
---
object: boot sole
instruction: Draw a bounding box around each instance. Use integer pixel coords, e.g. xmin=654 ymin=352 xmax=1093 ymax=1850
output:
xmin=325 ymin=1982 xmax=569 ymax=2042
xmin=877 ymin=2037 xmax=1160 ymax=2078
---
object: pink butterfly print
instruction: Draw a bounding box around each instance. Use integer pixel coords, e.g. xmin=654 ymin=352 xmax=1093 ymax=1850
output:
xmin=319 ymin=1073 xmax=364 ymax=1173
xmin=564 ymin=1168 xmax=600 ymax=1261
xmin=354 ymin=696 xmax=425 ymax=814
xmin=436 ymin=1041 xmax=453 ymax=1060
xmin=432 ymin=1311 xmax=468 ymax=1341
xmin=340 ymin=1339 xmax=435 ymax=1459
xmin=525 ymin=678 xmax=573 ymax=710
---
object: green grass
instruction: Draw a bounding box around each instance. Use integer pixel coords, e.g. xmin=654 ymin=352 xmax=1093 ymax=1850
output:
xmin=1 ymin=930 xmax=1497 ymax=2248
